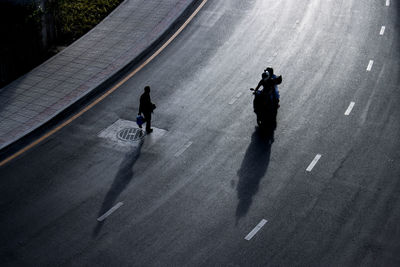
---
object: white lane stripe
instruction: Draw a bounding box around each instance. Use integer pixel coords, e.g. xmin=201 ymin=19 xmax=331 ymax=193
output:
xmin=97 ymin=202 xmax=123 ymax=222
xmin=306 ymin=154 xmax=322 ymax=172
xmin=245 ymin=219 xmax=268 ymax=240
xmin=229 ymin=98 xmax=237 ymax=105
xmin=386 ymin=0 xmax=390 ymax=6
xmin=366 ymin=60 xmax=374 ymax=71
xmin=344 ymin=102 xmax=355 ymax=115
xmin=229 ymin=92 xmax=244 ymax=105
xmin=380 ymin=26 xmax=385 ymax=35
xmin=174 ymin=141 xmax=193 ymax=157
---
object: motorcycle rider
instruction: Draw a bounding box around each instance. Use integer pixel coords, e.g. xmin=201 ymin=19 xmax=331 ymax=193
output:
xmin=254 ymin=68 xmax=281 ymax=109
xmin=252 ymin=68 xmax=282 ymax=130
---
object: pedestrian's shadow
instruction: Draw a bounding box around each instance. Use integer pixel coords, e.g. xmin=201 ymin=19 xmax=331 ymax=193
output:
xmin=235 ymin=124 xmax=275 ymax=224
xmin=92 ymin=139 xmax=144 ymax=237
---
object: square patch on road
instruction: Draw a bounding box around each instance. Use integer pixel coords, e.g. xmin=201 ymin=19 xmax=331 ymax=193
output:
xmin=98 ymin=119 xmax=166 ymax=150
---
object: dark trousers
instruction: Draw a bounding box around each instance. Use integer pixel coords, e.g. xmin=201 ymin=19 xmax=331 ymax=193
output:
xmin=143 ymin=112 xmax=152 ymax=131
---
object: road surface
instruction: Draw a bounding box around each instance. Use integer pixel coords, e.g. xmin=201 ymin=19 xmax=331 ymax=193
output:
xmin=1 ymin=0 xmax=399 ymax=266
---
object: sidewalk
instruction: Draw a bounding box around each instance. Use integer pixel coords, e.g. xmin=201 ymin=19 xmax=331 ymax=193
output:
xmin=0 ymin=0 xmax=199 ymax=154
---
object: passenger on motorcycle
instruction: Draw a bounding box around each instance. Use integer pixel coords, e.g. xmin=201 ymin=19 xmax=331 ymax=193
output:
xmin=265 ymin=67 xmax=280 ymax=107
xmin=254 ymin=68 xmax=282 ymax=111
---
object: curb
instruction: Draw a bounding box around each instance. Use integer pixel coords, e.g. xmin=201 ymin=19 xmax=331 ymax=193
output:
xmin=0 ymin=0 xmax=203 ymax=165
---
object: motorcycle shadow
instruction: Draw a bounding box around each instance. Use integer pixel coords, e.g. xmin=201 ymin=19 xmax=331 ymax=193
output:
xmin=257 ymin=111 xmax=277 ymax=143
xmin=235 ymin=124 xmax=275 ymax=224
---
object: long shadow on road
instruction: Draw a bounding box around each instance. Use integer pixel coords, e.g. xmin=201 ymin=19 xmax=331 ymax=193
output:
xmin=93 ymin=140 xmax=144 ymax=237
xmin=236 ymin=126 xmax=274 ymax=224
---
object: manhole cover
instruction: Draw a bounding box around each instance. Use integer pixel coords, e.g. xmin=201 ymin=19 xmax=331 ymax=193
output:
xmin=117 ymin=128 xmax=145 ymax=142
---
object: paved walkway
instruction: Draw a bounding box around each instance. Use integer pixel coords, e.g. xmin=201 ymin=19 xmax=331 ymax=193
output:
xmin=0 ymin=0 xmax=198 ymax=152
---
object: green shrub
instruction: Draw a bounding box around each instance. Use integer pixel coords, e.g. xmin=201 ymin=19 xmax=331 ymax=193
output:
xmin=0 ymin=0 xmax=123 ymax=87
xmin=51 ymin=0 xmax=123 ymax=44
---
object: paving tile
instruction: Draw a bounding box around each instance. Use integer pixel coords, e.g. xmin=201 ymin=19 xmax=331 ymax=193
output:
xmin=1 ymin=88 xmax=19 ymax=98
xmin=6 ymin=126 xmax=30 ymax=139
xmin=10 ymin=113 xmax=31 ymax=123
xmin=58 ymin=65 xmax=80 ymax=74
xmin=3 ymin=104 xmax=22 ymax=114
xmin=54 ymin=54 xmax=76 ymax=62
xmin=66 ymin=49 xmax=83 ymax=57
xmin=24 ymin=119 xmax=41 ymax=128
xmin=34 ymin=97 xmax=57 ymax=107
xmin=13 ymin=86 xmax=31 ymax=95
xmin=14 ymin=94 xmax=36 ymax=104
xmin=16 ymin=82 xmax=34 ymax=89
xmin=29 ymin=87 xmax=50 ymax=95
xmin=0 ymin=110 xmax=14 ymax=120
xmin=29 ymin=70 xmax=52 ymax=78
xmin=35 ymin=79 xmax=63 ymax=89
xmin=50 ymin=73 xmax=70 ymax=82
xmin=25 ymin=103 xmax=48 ymax=113
xmin=44 ymin=89 xmax=64 ymax=98
xmin=67 ymin=62 xmax=87 ymax=70
xmin=26 ymin=91 xmax=46 ymax=100
xmin=0 ymin=96 xmax=10 ymax=105
xmin=72 ymin=73 xmax=93 ymax=82
xmin=39 ymin=65 xmax=60 ymax=74
xmin=16 ymin=108 xmax=40 ymax=119
xmin=0 ymin=119 xmax=20 ymax=129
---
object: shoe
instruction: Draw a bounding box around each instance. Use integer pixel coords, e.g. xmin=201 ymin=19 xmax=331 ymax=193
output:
xmin=146 ymin=129 xmax=153 ymax=134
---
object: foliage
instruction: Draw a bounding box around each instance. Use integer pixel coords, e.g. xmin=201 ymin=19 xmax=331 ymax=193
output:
xmin=50 ymin=0 xmax=123 ymax=44
xmin=0 ymin=0 xmax=123 ymax=87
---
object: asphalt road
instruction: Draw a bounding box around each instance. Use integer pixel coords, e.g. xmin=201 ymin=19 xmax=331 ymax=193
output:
xmin=1 ymin=0 xmax=399 ymax=266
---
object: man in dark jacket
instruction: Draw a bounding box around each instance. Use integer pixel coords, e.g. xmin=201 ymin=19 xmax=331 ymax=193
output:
xmin=138 ymin=86 xmax=156 ymax=133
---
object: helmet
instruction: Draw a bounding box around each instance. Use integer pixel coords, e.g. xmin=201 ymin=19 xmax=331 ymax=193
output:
xmin=262 ymin=71 xmax=270 ymax=79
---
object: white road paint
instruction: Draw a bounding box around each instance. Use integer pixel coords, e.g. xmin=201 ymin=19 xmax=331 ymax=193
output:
xmin=366 ymin=60 xmax=374 ymax=71
xmin=245 ymin=219 xmax=268 ymax=241
xmin=229 ymin=98 xmax=237 ymax=105
xmin=386 ymin=0 xmax=390 ymax=6
xmin=380 ymin=26 xmax=385 ymax=35
xmin=97 ymin=202 xmax=124 ymax=222
xmin=229 ymin=92 xmax=244 ymax=105
xmin=344 ymin=102 xmax=355 ymax=116
xmin=175 ymin=141 xmax=193 ymax=157
xmin=306 ymin=154 xmax=322 ymax=172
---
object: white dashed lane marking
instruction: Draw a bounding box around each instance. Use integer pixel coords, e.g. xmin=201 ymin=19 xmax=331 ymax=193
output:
xmin=345 ymin=102 xmax=355 ymax=116
xmin=306 ymin=154 xmax=322 ymax=172
xmin=97 ymin=202 xmax=124 ymax=222
xmin=229 ymin=92 xmax=243 ymax=105
xmin=386 ymin=0 xmax=390 ymax=6
xmin=175 ymin=141 xmax=193 ymax=157
xmin=245 ymin=219 xmax=268 ymax=241
xmin=380 ymin=26 xmax=385 ymax=35
xmin=367 ymin=60 xmax=374 ymax=71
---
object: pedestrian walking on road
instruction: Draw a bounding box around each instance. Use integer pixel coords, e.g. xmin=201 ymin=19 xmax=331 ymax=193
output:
xmin=138 ymin=86 xmax=156 ymax=133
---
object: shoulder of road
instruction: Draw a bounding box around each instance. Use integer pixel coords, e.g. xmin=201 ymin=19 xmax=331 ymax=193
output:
xmin=0 ymin=0 xmax=199 ymax=157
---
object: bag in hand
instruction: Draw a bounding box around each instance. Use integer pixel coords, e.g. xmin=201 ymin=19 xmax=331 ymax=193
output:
xmin=136 ymin=115 xmax=145 ymax=127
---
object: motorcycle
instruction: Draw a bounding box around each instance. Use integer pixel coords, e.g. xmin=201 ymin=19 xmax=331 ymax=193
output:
xmin=250 ymin=87 xmax=278 ymax=128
